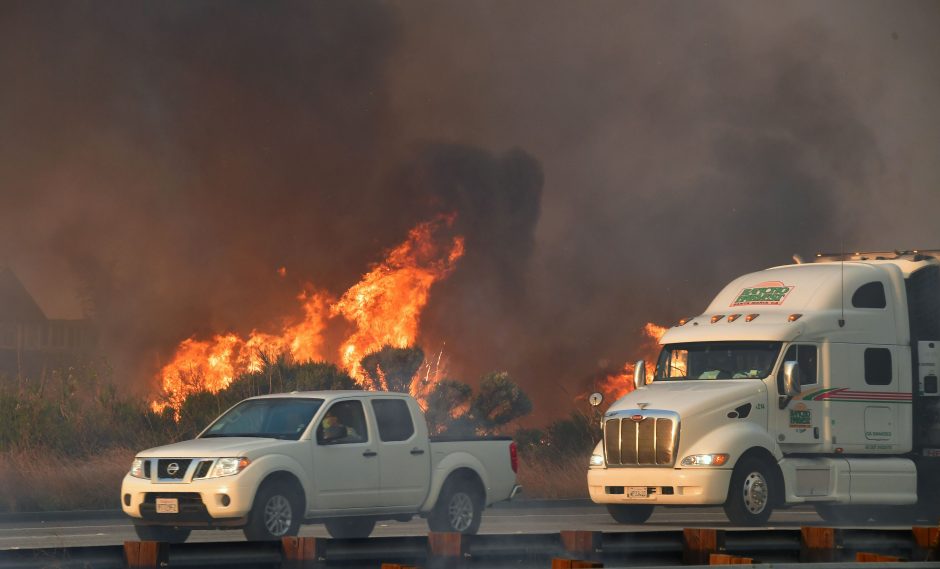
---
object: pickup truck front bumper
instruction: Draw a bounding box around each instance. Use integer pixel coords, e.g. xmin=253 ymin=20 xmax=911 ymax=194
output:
xmin=587 ymin=466 xmax=732 ymax=506
xmin=121 ymin=474 xmax=256 ymax=527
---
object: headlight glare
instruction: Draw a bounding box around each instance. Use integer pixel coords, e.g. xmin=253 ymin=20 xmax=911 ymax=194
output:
xmin=209 ymin=457 xmax=251 ymax=478
xmin=589 ymin=453 xmax=605 ymax=467
xmin=680 ymin=453 xmax=730 ymax=467
xmin=130 ymin=458 xmax=146 ymax=478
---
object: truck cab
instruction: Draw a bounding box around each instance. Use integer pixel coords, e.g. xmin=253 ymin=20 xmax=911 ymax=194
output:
xmin=588 ymin=250 xmax=940 ymax=525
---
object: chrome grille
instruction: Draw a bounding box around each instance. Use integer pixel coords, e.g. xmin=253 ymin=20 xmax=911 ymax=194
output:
xmin=603 ymin=410 xmax=679 ymax=466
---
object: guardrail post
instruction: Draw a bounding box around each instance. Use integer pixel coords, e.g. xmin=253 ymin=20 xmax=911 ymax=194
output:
xmin=683 ymin=528 xmax=722 ymax=565
xmin=560 ymin=530 xmax=602 ymax=561
xmin=709 ymin=553 xmax=753 ymax=565
xmin=428 ymin=531 xmax=465 ymax=569
xmin=550 ymin=559 xmax=602 ymax=568
xmin=800 ymin=526 xmax=838 ymax=562
xmin=913 ymin=526 xmax=940 ymax=561
xmin=281 ymin=536 xmax=322 ymax=569
xmin=123 ymin=540 xmax=167 ymax=569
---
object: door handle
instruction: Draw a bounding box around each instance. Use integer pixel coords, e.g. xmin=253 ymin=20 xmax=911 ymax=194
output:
xmin=363 ymin=450 xmax=377 ymax=457
xmin=410 ymin=448 xmax=425 ymax=455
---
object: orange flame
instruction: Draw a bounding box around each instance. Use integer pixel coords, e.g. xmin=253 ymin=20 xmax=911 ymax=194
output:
xmin=332 ymin=215 xmax=464 ymax=386
xmin=599 ymin=322 xmax=667 ymax=402
xmin=154 ymin=215 xmax=464 ymax=413
xmin=153 ymin=291 xmax=331 ymax=412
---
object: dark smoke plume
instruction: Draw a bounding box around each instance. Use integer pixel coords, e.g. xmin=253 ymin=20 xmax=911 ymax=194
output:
xmin=2 ymin=1 xmax=939 ymax=419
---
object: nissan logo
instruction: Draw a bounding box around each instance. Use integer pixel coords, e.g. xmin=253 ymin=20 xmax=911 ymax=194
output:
xmin=167 ymin=462 xmax=180 ymax=476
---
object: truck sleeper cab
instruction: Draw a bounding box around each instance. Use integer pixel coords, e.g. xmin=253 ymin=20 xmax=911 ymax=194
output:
xmin=588 ymin=250 xmax=940 ymax=525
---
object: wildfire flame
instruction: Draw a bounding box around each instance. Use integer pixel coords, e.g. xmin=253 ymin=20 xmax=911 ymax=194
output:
xmin=598 ymin=322 xmax=667 ymax=402
xmin=154 ymin=215 xmax=464 ymax=413
xmin=332 ymin=216 xmax=464 ymax=385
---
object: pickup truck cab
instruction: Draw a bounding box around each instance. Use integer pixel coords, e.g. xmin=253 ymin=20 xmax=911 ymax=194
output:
xmin=122 ymin=390 xmax=520 ymax=541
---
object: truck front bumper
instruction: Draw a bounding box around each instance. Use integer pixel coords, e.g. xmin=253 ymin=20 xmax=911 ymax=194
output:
xmin=121 ymin=474 xmax=256 ymax=527
xmin=587 ymin=466 xmax=732 ymax=506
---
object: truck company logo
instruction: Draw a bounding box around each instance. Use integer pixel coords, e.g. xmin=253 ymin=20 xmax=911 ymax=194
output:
xmin=789 ymin=403 xmax=812 ymax=430
xmin=731 ymin=281 xmax=794 ymax=307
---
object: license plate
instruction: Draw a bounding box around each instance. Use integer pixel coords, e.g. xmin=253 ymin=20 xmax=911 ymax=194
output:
xmin=627 ymin=486 xmax=648 ymax=499
xmin=155 ymin=498 xmax=179 ymax=514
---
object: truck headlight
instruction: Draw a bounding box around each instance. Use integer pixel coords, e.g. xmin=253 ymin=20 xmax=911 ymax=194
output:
xmin=680 ymin=454 xmax=729 ymax=467
xmin=130 ymin=458 xmax=146 ymax=478
xmin=208 ymin=457 xmax=251 ymax=478
xmin=589 ymin=453 xmax=605 ymax=467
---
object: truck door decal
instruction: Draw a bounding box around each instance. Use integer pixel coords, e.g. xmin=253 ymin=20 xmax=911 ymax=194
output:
xmin=800 ymin=387 xmax=911 ymax=403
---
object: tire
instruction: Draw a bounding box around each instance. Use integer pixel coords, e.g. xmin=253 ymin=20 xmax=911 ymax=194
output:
xmin=606 ymin=504 xmax=654 ymax=524
xmin=724 ymin=457 xmax=775 ymax=525
xmin=427 ymin=479 xmax=483 ymax=534
xmin=243 ymin=482 xmax=303 ymax=541
xmin=133 ymin=524 xmax=191 ymax=543
xmin=324 ymin=517 xmax=376 ymax=539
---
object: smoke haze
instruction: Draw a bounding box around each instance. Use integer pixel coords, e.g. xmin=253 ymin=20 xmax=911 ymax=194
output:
xmin=1 ymin=1 xmax=938 ymax=416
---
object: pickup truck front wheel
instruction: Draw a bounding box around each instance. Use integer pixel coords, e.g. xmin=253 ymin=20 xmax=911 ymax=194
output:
xmin=428 ymin=480 xmax=483 ymax=534
xmin=243 ymin=483 xmax=302 ymax=541
xmin=324 ymin=517 xmax=376 ymax=538
xmin=133 ymin=524 xmax=191 ymax=543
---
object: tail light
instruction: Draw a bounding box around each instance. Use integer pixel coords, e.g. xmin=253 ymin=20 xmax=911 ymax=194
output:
xmin=509 ymin=441 xmax=518 ymax=473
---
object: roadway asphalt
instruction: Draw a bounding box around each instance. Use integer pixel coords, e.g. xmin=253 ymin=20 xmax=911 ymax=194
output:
xmin=0 ymin=500 xmax=860 ymax=550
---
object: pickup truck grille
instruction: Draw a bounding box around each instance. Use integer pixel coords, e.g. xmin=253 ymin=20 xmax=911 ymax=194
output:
xmin=157 ymin=459 xmax=193 ymax=480
xmin=603 ymin=411 xmax=679 ymax=467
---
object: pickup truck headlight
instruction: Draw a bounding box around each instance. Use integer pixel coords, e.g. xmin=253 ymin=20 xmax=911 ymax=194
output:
xmin=589 ymin=453 xmax=605 ymax=467
xmin=129 ymin=458 xmax=146 ymax=478
xmin=208 ymin=457 xmax=251 ymax=478
xmin=680 ymin=453 xmax=730 ymax=467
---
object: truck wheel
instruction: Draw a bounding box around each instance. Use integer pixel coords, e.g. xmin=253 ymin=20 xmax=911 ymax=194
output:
xmin=427 ymin=479 xmax=483 ymax=534
xmin=724 ymin=457 xmax=774 ymax=525
xmin=243 ymin=482 xmax=302 ymax=541
xmin=324 ymin=517 xmax=376 ymax=538
xmin=606 ymin=504 xmax=654 ymax=524
xmin=133 ymin=524 xmax=191 ymax=543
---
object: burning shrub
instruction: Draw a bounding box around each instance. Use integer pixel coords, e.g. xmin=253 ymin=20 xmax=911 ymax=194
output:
xmin=360 ymin=345 xmax=425 ymax=393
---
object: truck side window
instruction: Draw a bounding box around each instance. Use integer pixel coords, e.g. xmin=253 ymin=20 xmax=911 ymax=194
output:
xmin=777 ymin=344 xmax=818 ymax=386
xmin=864 ymin=348 xmax=893 ymax=385
xmin=852 ymin=281 xmax=886 ymax=309
xmin=317 ymin=400 xmax=368 ymax=445
xmin=371 ymin=399 xmax=415 ymax=442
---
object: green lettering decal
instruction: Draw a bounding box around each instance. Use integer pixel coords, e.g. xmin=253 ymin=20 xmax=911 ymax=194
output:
xmin=732 ymin=284 xmax=794 ymax=307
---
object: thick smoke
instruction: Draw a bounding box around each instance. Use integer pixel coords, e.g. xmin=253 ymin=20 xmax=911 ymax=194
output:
xmin=2 ymin=2 xmax=939 ymax=418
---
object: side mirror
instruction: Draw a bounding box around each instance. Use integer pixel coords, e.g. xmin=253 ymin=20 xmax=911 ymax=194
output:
xmin=778 ymin=360 xmax=801 ymax=408
xmin=634 ymin=360 xmax=648 ymax=387
xmin=589 ymin=392 xmax=604 ymax=407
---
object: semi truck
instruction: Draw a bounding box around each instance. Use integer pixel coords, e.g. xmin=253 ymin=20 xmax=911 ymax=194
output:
xmin=122 ymin=390 xmax=520 ymax=541
xmin=588 ymin=250 xmax=940 ymax=525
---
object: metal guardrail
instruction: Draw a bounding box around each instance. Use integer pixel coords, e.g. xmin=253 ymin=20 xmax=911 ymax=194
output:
xmin=0 ymin=527 xmax=938 ymax=568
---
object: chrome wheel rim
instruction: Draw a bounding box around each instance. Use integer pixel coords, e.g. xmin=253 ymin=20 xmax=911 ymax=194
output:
xmin=448 ymin=492 xmax=475 ymax=532
xmin=264 ymin=494 xmax=292 ymax=536
xmin=742 ymin=471 xmax=768 ymax=515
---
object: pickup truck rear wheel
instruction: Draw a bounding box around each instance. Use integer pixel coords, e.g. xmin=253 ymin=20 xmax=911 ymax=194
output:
xmin=133 ymin=524 xmax=191 ymax=543
xmin=243 ymin=483 xmax=302 ymax=541
xmin=428 ymin=480 xmax=483 ymax=534
xmin=324 ymin=517 xmax=376 ymax=538
xmin=723 ymin=457 xmax=774 ymax=525
xmin=606 ymin=504 xmax=654 ymax=524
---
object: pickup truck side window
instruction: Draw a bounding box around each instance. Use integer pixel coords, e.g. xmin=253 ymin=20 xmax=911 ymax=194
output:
xmin=316 ymin=400 xmax=368 ymax=445
xmin=852 ymin=281 xmax=887 ymax=309
xmin=372 ymin=399 xmax=415 ymax=442
xmin=777 ymin=344 xmax=818 ymax=386
xmin=864 ymin=348 xmax=893 ymax=385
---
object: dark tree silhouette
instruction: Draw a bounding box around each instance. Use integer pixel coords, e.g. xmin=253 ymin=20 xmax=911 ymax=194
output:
xmin=360 ymin=345 xmax=425 ymax=393
xmin=470 ymin=371 xmax=532 ymax=432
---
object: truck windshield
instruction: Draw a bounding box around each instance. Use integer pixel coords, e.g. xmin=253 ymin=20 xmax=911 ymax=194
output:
xmin=654 ymin=341 xmax=782 ymax=381
xmin=201 ymin=398 xmax=324 ymax=441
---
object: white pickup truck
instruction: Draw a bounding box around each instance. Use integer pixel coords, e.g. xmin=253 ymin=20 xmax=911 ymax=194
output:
xmin=121 ymin=390 xmax=520 ymax=541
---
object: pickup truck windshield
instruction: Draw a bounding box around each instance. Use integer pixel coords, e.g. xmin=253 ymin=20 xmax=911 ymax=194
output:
xmin=201 ymin=398 xmax=324 ymax=441
xmin=654 ymin=341 xmax=782 ymax=381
